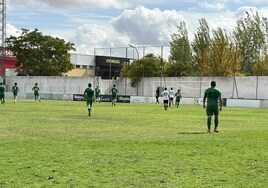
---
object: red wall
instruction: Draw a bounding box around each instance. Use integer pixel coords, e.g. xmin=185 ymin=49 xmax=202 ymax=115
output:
xmin=0 ymin=55 xmax=17 ymax=76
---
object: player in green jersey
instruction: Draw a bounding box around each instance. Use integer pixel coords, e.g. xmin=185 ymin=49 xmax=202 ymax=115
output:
xmin=110 ymin=84 xmax=118 ymax=106
xmin=11 ymin=82 xmax=19 ymax=103
xmin=84 ymin=83 xmax=95 ymax=117
xmin=32 ymin=83 xmax=41 ymax=102
xmin=0 ymin=82 xmax=5 ymax=105
xmin=175 ymin=89 xmax=182 ymax=108
xmin=94 ymin=86 xmax=101 ymax=103
xmin=203 ymin=81 xmax=222 ymax=133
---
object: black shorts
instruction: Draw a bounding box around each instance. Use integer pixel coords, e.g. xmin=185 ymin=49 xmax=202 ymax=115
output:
xmin=163 ymin=100 xmax=169 ymax=104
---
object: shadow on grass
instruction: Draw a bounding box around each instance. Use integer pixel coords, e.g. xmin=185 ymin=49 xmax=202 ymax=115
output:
xmin=178 ymin=131 xmax=207 ymax=135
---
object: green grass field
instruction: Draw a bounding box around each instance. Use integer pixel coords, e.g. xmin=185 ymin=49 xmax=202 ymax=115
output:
xmin=0 ymin=99 xmax=267 ymax=187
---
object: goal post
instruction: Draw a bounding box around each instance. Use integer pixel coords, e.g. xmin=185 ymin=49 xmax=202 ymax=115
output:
xmin=152 ymin=80 xmax=211 ymax=101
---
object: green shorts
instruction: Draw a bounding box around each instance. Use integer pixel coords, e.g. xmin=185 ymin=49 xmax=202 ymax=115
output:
xmin=86 ymin=99 xmax=93 ymax=106
xmin=112 ymin=95 xmax=117 ymax=100
xmin=206 ymin=108 xmax=219 ymax=116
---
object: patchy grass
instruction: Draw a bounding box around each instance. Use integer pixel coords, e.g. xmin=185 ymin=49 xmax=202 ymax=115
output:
xmin=0 ymin=100 xmax=267 ymax=187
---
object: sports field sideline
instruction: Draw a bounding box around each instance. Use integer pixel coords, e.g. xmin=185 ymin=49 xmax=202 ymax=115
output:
xmin=0 ymin=99 xmax=267 ymax=187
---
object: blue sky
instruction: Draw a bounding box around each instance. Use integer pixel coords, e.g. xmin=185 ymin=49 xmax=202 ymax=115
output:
xmin=6 ymin=0 xmax=268 ymax=56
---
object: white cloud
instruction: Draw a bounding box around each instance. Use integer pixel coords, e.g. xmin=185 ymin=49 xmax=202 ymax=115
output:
xmin=181 ymin=10 xmax=238 ymax=40
xmin=235 ymin=0 xmax=268 ymax=4
xmin=69 ymin=6 xmax=184 ymax=56
xmin=235 ymin=6 xmax=260 ymax=18
xmin=199 ymin=2 xmax=227 ymax=11
xmin=6 ymin=23 xmax=19 ymax=37
xmin=5 ymin=2 xmax=268 ymax=59
xmin=71 ymin=24 xmax=131 ymax=55
xmin=7 ymin=0 xmax=130 ymax=9
xmin=111 ymin=6 xmax=183 ymax=45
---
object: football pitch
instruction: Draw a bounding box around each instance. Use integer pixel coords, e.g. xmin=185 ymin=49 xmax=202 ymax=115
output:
xmin=0 ymin=99 xmax=267 ymax=187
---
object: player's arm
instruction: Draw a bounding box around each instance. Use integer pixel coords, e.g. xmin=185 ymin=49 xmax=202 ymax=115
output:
xmin=83 ymin=90 xmax=87 ymax=99
xmin=203 ymin=95 xmax=206 ymax=109
xmin=219 ymin=95 xmax=223 ymax=111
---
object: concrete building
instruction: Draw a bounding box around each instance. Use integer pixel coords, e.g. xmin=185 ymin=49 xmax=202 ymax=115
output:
xmin=0 ymin=53 xmax=130 ymax=78
xmin=66 ymin=53 xmax=95 ymax=77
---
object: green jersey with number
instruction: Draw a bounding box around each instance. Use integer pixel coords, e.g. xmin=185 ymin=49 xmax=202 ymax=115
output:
xmin=84 ymin=87 xmax=94 ymax=100
xmin=111 ymin=87 xmax=118 ymax=97
xmin=175 ymin=92 xmax=182 ymax=101
xmin=204 ymin=87 xmax=221 ymax=109
xmin=32 ymin=86 xmax=40 ymax=94
xmin=12 ymin=86 xmax=19 ymax=95
xmin=95 ymin=88 xmax=101 ymax=97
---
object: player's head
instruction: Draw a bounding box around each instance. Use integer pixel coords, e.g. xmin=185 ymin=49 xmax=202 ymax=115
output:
xmin=113 ymin=84 xmax=116 ymax=87
xmin=164 ymin=87 xmax=167 ymax=90
xmin=0 ymin=82 xmax=2 ymax=85
xmin=171 ymin=87 xmax=173 ymax=90
xmin=178 ymin=89 xmax=180 ymax=92
xmin=211 ymin=81 xmax=216 ymax=87
xmin=15 ymin=82 xmax=17 ymax=86
xmin=88 ymin=83 xmax=92 ymax=87
xmin=35 ymin=83 xmax=38 ymax=86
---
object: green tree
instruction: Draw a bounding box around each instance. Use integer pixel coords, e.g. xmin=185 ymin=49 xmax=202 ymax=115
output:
xmin=6 ymin=28 xmax=75 ymax=76
xmin=168 ymin=21 xmax=194 ymax=76
xmin=252 ymin=28 xmax=268 ymax=76
xmin=120 ymin=54 xmax=163 ymax=87
xmin=206 ymin=28 xmax=242 ymax=76
xmin=192 ymin=18 xmax=211 ymax=76
xmin=252 ymin=60 xmax=268 ymax=75
xmin=233 ymin=10 xmax=268 ymax=75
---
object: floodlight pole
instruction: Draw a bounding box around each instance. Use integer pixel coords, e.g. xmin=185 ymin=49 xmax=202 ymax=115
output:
xmin=128 ymin=44 xmax=142 ymax=96
xmin=0 ymin=0 xmax=6 ymax=81
xmin=128 ymin=44 xmax=139 ymax=60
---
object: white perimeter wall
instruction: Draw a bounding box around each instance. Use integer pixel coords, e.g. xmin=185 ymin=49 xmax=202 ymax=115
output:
xmin=1 ymin=76 xmax=268 ymax=102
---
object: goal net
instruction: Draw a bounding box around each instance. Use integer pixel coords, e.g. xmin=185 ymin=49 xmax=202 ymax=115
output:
xmin=152 ymin=80 xmax=211 ymax=101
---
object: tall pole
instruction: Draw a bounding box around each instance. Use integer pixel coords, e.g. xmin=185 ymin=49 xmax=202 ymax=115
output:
xmin=128 ymin=44 xmax=139 ymax=60
xmin=160 ymin=45 xmax=164 ymax=87
xmin=128 ymin=44 xmax=141 ymax=95
xmin=109 ymin=48 xmax=112 ymax=88
xmin=125 ymin=47 xmax=128 ymax=95
xmin=0 ymin=0 xmax=6 ymax=81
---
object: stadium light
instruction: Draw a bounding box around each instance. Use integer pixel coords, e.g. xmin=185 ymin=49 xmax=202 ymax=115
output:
xmin=128 ymin=44 xmax=139 ymax=60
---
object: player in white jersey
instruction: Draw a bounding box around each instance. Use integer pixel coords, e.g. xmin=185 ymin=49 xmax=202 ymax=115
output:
xmin=169 ymin=87 xmax=175 ymax=107
xmin=161 ymin=87 xmax=169 ymax=110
